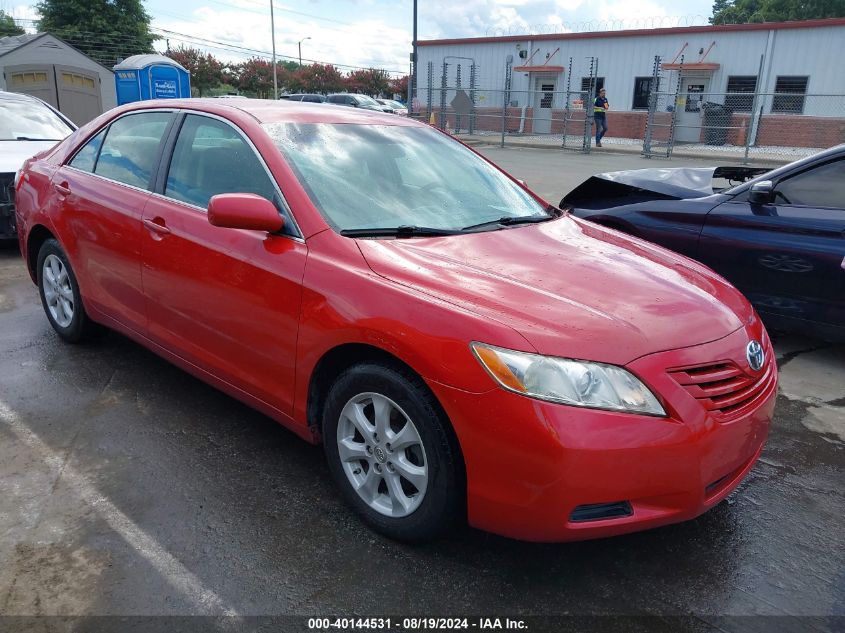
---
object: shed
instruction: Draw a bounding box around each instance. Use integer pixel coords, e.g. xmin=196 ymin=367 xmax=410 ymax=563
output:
xmin=0 ymin=32 xmax=116 ymax=125
xmin=113 ymin=54 xmax=190 ymax=105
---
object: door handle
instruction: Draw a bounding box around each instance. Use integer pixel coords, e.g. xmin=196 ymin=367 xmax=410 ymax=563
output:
xmin=143 ymin=218 xmax=171 ymax=235
xmin=53 ymin=182 xmax=71 ymax=196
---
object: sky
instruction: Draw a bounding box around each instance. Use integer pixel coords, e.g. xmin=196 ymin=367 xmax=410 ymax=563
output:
xmin=6 ymin=0 xmax=717 ymax=75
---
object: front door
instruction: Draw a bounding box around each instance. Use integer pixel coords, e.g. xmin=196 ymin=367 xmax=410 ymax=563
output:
xmin=699 ymin=158 xmax=845 ymax=335
xmin=675 ymin=78 xmax=707 ymax=143
xmin=533 ymin=79 xmax=555 ymax=134
xmin=141 ymin=113 xmax=307 ymax=415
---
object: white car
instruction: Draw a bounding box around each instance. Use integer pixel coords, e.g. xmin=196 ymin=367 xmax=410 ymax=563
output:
xmin=0 ymin=91 xmax=76 ymax=238
xmin=376 ymin=98 xmax=408 ymax=115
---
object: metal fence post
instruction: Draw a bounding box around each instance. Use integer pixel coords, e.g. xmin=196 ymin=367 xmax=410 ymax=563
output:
xmin=426 ymin=61 xmax=433 ymax=124
xmin=583 ymin=57 xmax=598 ymax=153
xmin=455 ymin=64 xmax=462 ymax=133
xmin=501 ymin=56 xmax=513 ymax=147
xmin=439 ymin=61 xmax=448 ymax=129
xmin=469 ymin=63 xmax=477 ymax=135
xmin=743 ymin=54 xmax=766 ymax=164
xmin=642 ymin=55 xmax=661 ymax=158
xmin=561 ymin=57 xmax=573 ymax=148
xmin=666 ymin=56 xmax=683 ymax=158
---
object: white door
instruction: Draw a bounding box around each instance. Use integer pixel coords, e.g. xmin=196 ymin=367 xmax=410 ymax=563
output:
xmin=533 ymin=79 xmax=555 ymax=135
xmin=675 ymin=77 xmax=708 ymax=143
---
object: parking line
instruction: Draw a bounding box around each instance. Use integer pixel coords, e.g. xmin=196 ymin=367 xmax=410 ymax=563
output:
xmin=0 ymin=398 xmax=239 ymax=616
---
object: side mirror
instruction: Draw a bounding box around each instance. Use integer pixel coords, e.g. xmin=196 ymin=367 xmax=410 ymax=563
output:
xmin=749 ymin=180 xmax=774 ymax=205
xmin=208 ymin=193 xmax=284 ymax=232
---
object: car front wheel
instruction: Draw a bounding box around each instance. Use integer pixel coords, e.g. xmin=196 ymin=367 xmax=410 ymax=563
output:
xmin=37 ymin=238 xmax=102 ymax=343
xmin=323 ymin=362 xmax=462 ymax=541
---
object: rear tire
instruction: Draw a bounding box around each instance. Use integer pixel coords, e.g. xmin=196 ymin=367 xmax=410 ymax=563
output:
xmin=323 ymin=362 xmax=462 ymax=542
xmin=37 ymin=239 xmax=103 ymax=343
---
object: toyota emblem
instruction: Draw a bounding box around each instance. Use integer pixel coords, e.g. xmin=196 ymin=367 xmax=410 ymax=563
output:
xmin=746 ymin=340 xmax=765 ymax=372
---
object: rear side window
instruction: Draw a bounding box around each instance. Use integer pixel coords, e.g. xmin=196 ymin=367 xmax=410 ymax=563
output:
xmin=69 ymin=129 xmax=106 ymax=172
xmin=94 ymin=112 xmax=172 ymax=189
xmin=164 ymin=114 xmax=277 ymax=210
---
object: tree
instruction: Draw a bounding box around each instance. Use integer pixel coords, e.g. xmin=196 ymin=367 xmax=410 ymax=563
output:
xmin=389 ymin=75 xmax=409 ymax=101
xmin=293 ymin=64 xmax=346 ymax=94
xmin=0 ymin=10 xmax=25 ymax=36
xmin=344 ymin=68 xmax=391 ymax=96
xmin=165 ymin=46 xmax=224 ymax=97
xmin=711 ymin=0 xmax=845 ymax=24
xmin=35 ymin=0 xmax=155 ymax=66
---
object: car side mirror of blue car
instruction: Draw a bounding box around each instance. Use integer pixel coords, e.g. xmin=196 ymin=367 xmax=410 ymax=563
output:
xmin=749 ymin=180 xmax=774 ymax=205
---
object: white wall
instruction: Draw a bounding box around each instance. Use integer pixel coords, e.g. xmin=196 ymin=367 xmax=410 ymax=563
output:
xmin=417 ymin=23 xmax=845 ymax=117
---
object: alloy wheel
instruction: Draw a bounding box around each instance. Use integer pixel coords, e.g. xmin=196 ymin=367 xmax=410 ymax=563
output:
xmin=42 ymin=254 xmax=75 ymax=328
xmin=336 ymin=392 xmax=428 ymax=518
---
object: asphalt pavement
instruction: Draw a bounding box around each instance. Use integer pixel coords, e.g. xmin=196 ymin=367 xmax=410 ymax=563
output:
xmin=0 ymin=147 xmax=842 ymax=632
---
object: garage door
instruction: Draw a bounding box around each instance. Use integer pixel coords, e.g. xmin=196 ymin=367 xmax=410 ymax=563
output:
xmin=6 ymin=64 xmax=102 ymax=125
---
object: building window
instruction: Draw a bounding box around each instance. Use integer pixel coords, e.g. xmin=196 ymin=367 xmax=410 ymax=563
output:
xmin=632 ymin=77 xmax=657 ymax=110
xmin=772 ymin=76 xmax=808 ymax=114
xmin=725 ymin=76 xmax=757 ymax=112
xmin=581 ymin=77 xmax=605 ymax=97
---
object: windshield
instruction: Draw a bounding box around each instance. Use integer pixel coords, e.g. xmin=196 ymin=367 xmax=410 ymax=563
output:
xmin=354 ymin=95 xmax=380 ymax=106
xmin=262 ymin=123 xmax=548 ymax=233
xmin=0 ymin=98 xmax=74 ymax=141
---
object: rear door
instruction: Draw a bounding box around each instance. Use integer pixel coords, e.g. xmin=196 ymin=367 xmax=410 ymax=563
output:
xmin=56 ymin=110 xmax=174 ymax=332
xmin=698 ymin=158 xmax=845 ymax=330
xmin=141 ymin=112 xmax=307 ymax=415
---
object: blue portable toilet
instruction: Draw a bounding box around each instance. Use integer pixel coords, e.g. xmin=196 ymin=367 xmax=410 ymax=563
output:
xmin=113 ymin=54 xmax=190 ymax=105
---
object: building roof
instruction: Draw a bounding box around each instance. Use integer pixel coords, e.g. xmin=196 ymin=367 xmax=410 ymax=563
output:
xmin=418 ymin=17 xmax=845 ymax=47
xmin=0 ymin=33 xmax=47 ymax=58
xmin=114 ymin=54 xmax=187 ymax=71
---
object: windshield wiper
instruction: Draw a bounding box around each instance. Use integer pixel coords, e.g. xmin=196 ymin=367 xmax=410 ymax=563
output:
xmin=15 ymin=136 xmax=62 ymax=141
xmin=461 ymin=214 xmax=556 ymax=232
xmin=340 ymin=225 xmax=464 ymax=238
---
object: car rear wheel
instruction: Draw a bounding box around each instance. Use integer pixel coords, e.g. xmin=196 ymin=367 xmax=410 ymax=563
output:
xmin=323 ymin=362 xmax=462 ymax=541
xmin=37 ymin=239 xmax=102 ymax=343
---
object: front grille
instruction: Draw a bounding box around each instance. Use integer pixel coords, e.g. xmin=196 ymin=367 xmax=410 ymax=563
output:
xmin=0 ymin=173 xmax=14 ymax=205
xmin=668 ymin=352 xmax=774 ymax=419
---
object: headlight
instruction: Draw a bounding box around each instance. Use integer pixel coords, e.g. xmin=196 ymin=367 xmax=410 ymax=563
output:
xmin=471 ymin=342 xmax=666 ymax=416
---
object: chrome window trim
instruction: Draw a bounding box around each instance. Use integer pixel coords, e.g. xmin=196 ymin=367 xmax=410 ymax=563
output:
xmin=163 ymin=109 xmax=303 ymax=240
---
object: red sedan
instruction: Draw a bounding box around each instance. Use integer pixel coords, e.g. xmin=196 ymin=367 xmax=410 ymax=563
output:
xmin=14 ymin=99 xmax=776 ymax=542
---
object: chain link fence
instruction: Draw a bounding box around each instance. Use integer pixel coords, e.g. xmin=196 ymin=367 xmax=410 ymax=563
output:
xmin=414 ymin=56 xmax=845 ymax=164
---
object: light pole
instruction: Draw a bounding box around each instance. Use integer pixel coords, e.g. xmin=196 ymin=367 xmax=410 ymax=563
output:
xmin=298 ymin=36 xmax=311 ymax=68
xmin=270 ymin=1 xmax=278 ymax=98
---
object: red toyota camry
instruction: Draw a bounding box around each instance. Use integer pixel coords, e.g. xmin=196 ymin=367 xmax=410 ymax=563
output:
xmin=14 ymin=99 xmax=776 ymax=542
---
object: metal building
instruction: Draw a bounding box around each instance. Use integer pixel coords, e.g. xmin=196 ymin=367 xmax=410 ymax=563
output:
xmin=416 ymin=18 xmax=845 ymax=149
xmin=0 ymin=33 xmax=116 ymax=125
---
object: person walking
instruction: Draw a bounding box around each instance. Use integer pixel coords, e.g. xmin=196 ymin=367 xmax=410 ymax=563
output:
xmin=593 ymin=88 xmax=609 ymax=147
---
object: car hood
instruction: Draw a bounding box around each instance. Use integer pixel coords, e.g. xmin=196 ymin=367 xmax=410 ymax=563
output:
xmin=0 ymin=140 xmax=60 ymax=173
xmin=563 ymin=166 xmax=769 ymax=204
xmin=356 ymin=216 xmax=751 ymax=366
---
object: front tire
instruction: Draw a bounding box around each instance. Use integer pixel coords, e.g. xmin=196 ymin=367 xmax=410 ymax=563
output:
xmin=323 ymin=362 xmax=462 ymax=542
xmin=37 ymin=238 xmax=102 ymax=343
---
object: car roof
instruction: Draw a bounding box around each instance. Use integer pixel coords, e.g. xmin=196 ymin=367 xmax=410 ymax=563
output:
xmin=114 ymin=97 xmax=421 ymax=127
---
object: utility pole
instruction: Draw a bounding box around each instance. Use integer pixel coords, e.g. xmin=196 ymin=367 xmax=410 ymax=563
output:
xmin=298 ymin=36 xmax=311 ymax=68
xmin=411 ymin=0 xmax=417 ymax=113
xmin=270 ymin=0 xmax=278 ymax=99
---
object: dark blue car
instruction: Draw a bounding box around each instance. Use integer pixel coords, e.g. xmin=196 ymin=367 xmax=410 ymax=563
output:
xmin=564 ymin=145 xmax=845 ymax=342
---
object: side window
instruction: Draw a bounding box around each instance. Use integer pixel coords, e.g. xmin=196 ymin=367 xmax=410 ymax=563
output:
xmin=165 ymin=114 xmax=278 ymax=212
xmin=775 ymin=160 xmax=845 ymax=208
xmin=94 ymin=112 xmax=172 ymax=189
xmin=69 ymin=129 xmax=106 ymax=173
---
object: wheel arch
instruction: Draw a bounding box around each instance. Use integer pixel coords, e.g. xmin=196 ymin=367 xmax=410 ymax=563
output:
xmin=26 ymin=224 xmax=57 ymax=283
xmin=306 ymin=342 xmax=466 ymax=485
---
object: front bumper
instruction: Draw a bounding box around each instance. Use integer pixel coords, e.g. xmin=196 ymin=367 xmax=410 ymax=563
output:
xmin=428 ymin=324 xmax=776 ymax=542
